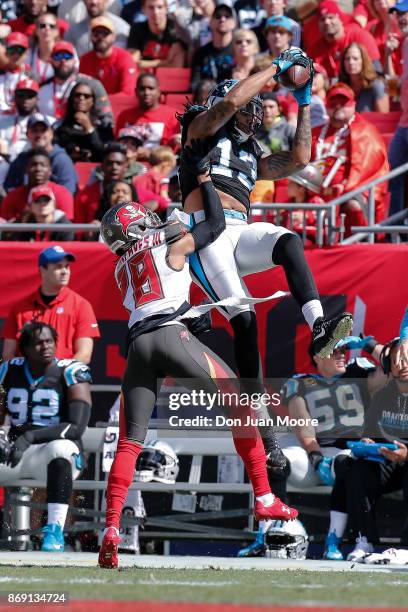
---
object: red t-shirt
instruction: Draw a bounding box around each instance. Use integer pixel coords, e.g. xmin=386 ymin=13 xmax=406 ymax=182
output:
xmin=2 ymin=286 xmax=100 ymax=359
xmin=308 ymin=23 xmax=380 ymax=80
xmin=9 ymin=16 xmax=69 ymax=38
xmin=75 ymin=180 xmax=168 ymax=222
xmin=116 ymin=104 xmax=180 ymax=148
xmin=1 ymin=181 xmax=74 ymax=220
xmin=79 ymin=47 xmax=138 ymax=96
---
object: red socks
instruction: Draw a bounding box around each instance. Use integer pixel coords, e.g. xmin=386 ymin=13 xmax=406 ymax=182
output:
xmin=105 ymin=437 xmax=142 ymax=529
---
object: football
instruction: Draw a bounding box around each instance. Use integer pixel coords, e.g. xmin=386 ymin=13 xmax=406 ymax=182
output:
xmin=278 ymin=63 xmax=311 ymax=91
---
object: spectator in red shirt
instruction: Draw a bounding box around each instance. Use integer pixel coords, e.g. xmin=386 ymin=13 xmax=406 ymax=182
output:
xmin=307 ymin=0 xmax=382 ymax=81
xmin=0 ymin=147 xmax=74 ymax=220
xmin=75 ymin=141 xmax=168 ymax=222
xmin=311 ymin=83 xmax=389 ymax=236
xmin=368 ymin=0 xmax=401 ymax=72
xmin=8 ymin=0 xmax=69 ymax=38
xmin=133 ymin=145 xmax=176 ymax=200
xmin=79 ymin=16 xmax=138 ymax=97
xmin=116 ymin=72 xmax=180 ymax=150
xmin=1 ymin=245 xmax=100 ymax=363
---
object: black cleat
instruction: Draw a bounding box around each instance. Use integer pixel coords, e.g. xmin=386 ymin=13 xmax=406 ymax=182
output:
xmin=312 ymin=312 xmax=354 ymax=359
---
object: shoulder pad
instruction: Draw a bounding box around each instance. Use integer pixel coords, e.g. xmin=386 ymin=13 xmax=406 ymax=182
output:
xmin=62 ymin=361 xmax=92 ymax=386
xmin=0 ymin=361 xmax=9 ymax=385
xmin=348 ymin=357 xmax=376 ymax=371
xmin=10 ymin=357 xmax=25 ymax=366
xmin=280 ymin=377 xmax=300 ymax=401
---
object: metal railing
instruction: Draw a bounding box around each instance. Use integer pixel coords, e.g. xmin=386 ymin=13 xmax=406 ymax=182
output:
xmin=1 ymin=161 xmax=408 ymax=245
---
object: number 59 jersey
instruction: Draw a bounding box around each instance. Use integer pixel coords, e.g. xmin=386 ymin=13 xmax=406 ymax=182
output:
xmin=114 ymin=230 xmax=192 ymax=329
xmin=281 ymin=359 xmax=376 ymax=448
xmin=0 ymin=357 xmax=92 ymax=433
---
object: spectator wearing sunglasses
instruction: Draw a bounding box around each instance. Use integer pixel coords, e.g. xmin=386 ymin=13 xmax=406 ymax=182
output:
xmin=0 ymin=78 xmax=53 ymax=160
xmin=38 ymin=41 xmax=114 ymax=129
xmin=231 ymin=29 xmax=260 ymax=80
xmin=28 ymin=12 xmax=60 ymax=85
xmin=8 ymin=0 xmax=69 ymax=38
xmin=54 ymin=81 xmax=113 ymax=162
xmin=0 ymin=32 xmax=30 ymax=112
xmin=79 ymin=16 xmax=137 ymax=97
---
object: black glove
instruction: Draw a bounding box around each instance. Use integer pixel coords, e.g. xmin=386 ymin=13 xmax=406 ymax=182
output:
xmin=9 ymin=434 xmax=31 ymax=468
xmin=266 ymin=449 xmax=291 ymax=480
xmin=180 ymin=138 xmax=215 ymax=175
xmin=0 ymin=430 xmax=12 ymax=465
xmin=163 ymin=221 xmax=187 ymax=245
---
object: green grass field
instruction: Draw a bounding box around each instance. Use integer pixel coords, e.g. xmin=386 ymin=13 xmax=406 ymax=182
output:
xmin=0 ymin=566 xmax=408 ymax=608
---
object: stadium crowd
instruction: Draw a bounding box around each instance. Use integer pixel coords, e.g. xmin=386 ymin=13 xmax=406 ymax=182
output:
xmin=0 ymin=0 xmax=405 ymax=240
xmin=0 ymin=0 xmax=407 ymax=565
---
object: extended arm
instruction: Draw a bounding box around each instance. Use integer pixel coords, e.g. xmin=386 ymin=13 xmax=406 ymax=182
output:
xmin=257 ymin=105 xmax=311 ymax=180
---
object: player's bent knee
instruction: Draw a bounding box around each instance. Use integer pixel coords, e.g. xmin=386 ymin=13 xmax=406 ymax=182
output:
xmin=44 ymin=440 xmax=82 ymax=479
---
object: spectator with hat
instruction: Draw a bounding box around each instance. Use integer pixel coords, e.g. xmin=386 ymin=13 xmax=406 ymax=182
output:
xmin=191 ymin=0 xmax=236 ymax=89
xmin=116 ymin=72 xmax=180 ymax=150
xmin=388 ymin=0 xmax=408 ymax=215
xmin=0 ymin=147 xmax=74 ymax=220
xmin=8 ymin=0 xmax=68 ymax=38
xmin=1 ymin=244 xmax=100 ymax=363
xmin=0 ymin=77 xmax=44 ymax=160
xmin=128 ymin=0 xmax=186 ymax=69
xmin=65 ymin=0 xmax=130 ymax=58
xmin=4 ymin=112 xmax=77 ymax=194
xmin=54 ymin=80 xmax=114 ymax=162
xmin=305 ymin=0 xmax=382 ymax=81
xmin=311 ymin=82 xmax=389 ymax=236
xmin=79 ymin=16 xmax=138 ymax=96
xmin=117 ymin=125 xmax=147 ymax=179
xmin=4 ymin=185 xmax=74 ymax=242
xmin=254 ymin=0 xmax=301 ymax=52
xmin=38 ymin=40 xmax=114 ymax=127
xmin=28 ymin=11 xmax=61 ymax=84
xmin=260 ymin=15 xmax=294 ymax=61
xmin=0 ymin=32 xmax=30 ymax=112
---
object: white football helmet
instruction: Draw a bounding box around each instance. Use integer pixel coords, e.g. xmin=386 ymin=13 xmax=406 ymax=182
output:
xmin=265 ymin=519 xmax=309 ymax=560
xmin=135 ymin=440 xmax=179 ymax=484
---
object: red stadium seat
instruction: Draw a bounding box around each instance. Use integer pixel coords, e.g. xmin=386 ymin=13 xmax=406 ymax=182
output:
xmin=165 ymin=93 xmax=192 ymax=113
xmin=109 ymin=94 xmax=137 ymax=124
xmin=156 ymin=67 xmax=192 ymax=93
xmin=75 ymin=162 xmax=98 ymax=189
xmin=360 ymin=111 xmax=401 ymax=134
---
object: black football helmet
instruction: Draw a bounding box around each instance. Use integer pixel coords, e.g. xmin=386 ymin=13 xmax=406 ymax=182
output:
xmin=100 ymin=201 xmax=162 ymax=255
xmin=206 ymin=79 xmax=264 ymax=143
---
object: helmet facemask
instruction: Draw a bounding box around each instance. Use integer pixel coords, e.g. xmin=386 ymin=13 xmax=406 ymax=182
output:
xmin=231 ymin=97 xmax=264 ymax=143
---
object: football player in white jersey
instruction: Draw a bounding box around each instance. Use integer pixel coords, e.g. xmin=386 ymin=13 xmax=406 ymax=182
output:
xmin=98 ymin=143 xmax=298 ymax=569
xmin=0 ymin=321 xmax=92 ymax=553
xmin=178 ymin=51 xmax=353 ymax=470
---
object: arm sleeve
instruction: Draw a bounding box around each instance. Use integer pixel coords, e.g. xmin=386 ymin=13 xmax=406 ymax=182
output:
xmin=400 ymin=306 xmax=408 ymax=341
xmin=24 ymin=400 xmax=91 ymax=444
xmin=190 ymin=181 xmax=226 ymax=250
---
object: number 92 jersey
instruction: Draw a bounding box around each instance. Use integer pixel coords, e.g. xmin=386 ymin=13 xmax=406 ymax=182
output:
xmin=0 ymin=358 xmax=92 ymax=436
xmin=281 ymin=358 xmax=376 ymax=448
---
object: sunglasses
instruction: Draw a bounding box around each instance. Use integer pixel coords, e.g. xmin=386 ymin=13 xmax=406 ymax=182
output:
xmin=92 ymin=28 xmax=111 ymax=37
xmin=73 ymin=92 xmax=93 ymax=99
xmin=6 ymin=45 xmax=26 ymax=56
xmin=235 ymin=38 xmax=254 ymax=44
xmin=38 ymin=22 xmax=57 ymax=29
xmin=16 ymin=90 xmax=37 ymax=99
xmin=268 ymin=27 xmax=290 ymax=34
xmin=52 ymin=51 xmax=74 ymax=61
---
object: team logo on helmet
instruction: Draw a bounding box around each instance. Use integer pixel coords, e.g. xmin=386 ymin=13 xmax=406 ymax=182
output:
xmin=115 ymin=203 xmax=146 ymax=236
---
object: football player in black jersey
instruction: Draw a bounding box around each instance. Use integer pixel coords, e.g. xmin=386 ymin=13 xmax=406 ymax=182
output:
xmin=280 ymin=334 xmax=386 ymax=560
xmin=177 ymin=48 xmax=352 ymax=495
xmin=0 ymin=322 xmax=92 ymax=553
xmin=346 ymin=338 xmax=408 ymax=563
